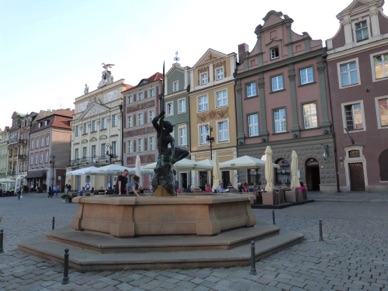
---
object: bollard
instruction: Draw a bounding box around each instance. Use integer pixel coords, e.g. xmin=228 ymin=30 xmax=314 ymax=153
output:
xmin=0 ymin=230 xmax=3 ymax=253
xmin=272 ymin=210 xmax=276 ymax=225
xmin=62 ymin=249 xmax=69 ymax=285
xmin=249 ymin=240 xmax=257 ymax=275
xmin=319 ymin=220 xmax=324 ymax=241
xmin=52 ymin=217 xmax=55 ymax=230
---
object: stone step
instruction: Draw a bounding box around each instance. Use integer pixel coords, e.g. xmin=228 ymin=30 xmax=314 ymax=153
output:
xmin=19 ymin=224 xmax=303 ymax=272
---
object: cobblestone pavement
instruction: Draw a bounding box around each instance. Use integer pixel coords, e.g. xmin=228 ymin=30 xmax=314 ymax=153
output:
xmin=0 ymin=193 xmax=387 ymax=291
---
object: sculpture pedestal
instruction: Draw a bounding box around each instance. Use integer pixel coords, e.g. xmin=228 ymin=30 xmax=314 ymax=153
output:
xmin=72 ymin=195 xmax=256 ymax=237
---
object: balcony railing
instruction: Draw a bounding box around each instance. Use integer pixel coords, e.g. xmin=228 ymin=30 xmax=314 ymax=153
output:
xmin=18 ymin=155 xmax=27 ymax=160
xmin=69 ymin=156 xmax=110 ymax=166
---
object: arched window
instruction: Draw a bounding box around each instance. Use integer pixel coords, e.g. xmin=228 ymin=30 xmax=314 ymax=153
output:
xmin=379 ymin=149 xmax=388 ymax=181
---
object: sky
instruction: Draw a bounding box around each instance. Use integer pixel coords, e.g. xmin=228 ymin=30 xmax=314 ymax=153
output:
xmin=0 ymin=0 xmax=378 ymax=130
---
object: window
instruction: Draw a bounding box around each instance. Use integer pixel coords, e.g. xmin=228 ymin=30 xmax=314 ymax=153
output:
xmin=166 ymin=101 xmax=174 ymax=116
xmin=38 ymin=122 xmax=42 ymax=128
xmin=101 ymin=143 xmax=106 ymax=157
xmin=148 ymin=110 xmax=155 ymax=123
xmin=149 ymin=88 xmax=155 ymax=97
xmin=377 ymin=97 xmax=388 ymax=128
xmin=218 ymin=121 xmax=229 ymax=142
xmin=91 ymin=145 xmax=96 ymax=158
xmin=30 ymin=139 xmax=34 ymax=149
xmin=40 ymin=152 xmax=43 ymax=163
xmin=91 ymin=120 xmax=97 ymax=132
xmin=270 ymin=47 xmax=279 ymax=60
xmin=45 ymin=135 xmax=49 ymax=146
xmin=30 ymin=155 xmax=34 ymax=166
xmin=101 ymin=117 xmax=107 ymax=129
xmin=247 ymin=114 xmax=259 ymax=137
xmin=300 ymin=67 xmax=314 ymax=85
xmin=128 ymin=140 xmax=134 ymax=153
xmin=137 ymin=138 xmax=144 ymax=152
xmin=273 ymin=108 xmax=287 ymax=133
xmin=303 ymin=103 xmax=318 ymax=129
xmin=40 ymin=137 xmax=44 ymax=147
xmin=149 ymin=136 xmax=156 ymax=150
xmin=355 ymin=20 xmax=369 ymax=42
xmin=35 ymin=138 xmax=39 ymax=148
xmin=172 ymin=81 xmax=179 ymax=92
xmin=200 ymin=72 xmax=208 ymax=85
xmin=339 ymin=60 xmax=359 ymax=87
xmin=35 ymin=153 xmax=38 ymax=164
xmin=127 ymin=95 xmax=133 ymax=104
xmin=44 ymin=120 xmax=49 ymax=126
xmin=199 ymin=125 xmax=209 ymax=145
xmin=45 ymin=151 xmax=49 ymax=163
xmin=178 ymin=126 xmax=187 ymax=146
xmin=75 ymin=125 xmax=79 ymax=137
xmin=82 ymin=147 xmax=87 ymax=158
xmin=271 ymin=75 xmax=284 ymax=91
xmin=373 ymin=53 xmax=388 ymax=80
xmin=216 ymin=90 xmax=228 ymax=107
xmin=127 ymin=115 xmax=133 ymax=128
xmin=216 ymin=67 xmax=224 ymax=80
xmin=75 ymin=148 xmax=79 ymax=160
xmin=198 ymin=96 xmax=208 ymax=112
xmin=178 ymin=98 xmax=186 ymax=114
xmin=138 ymin=92 xmax=144 ymax=101
xmin=83 ymin=123 xmax=88 ymax=134
xmin=137 ymin=112 xmax=144 ymax=126
xmin=112 ymin=114 xmax=118 ymax=127
xmin=343 ymin=102 xmax=364 ymax=131
xmin=111 ymin=141 xmax=117 ymax=156
xmin=246 ymin=82 xmax=257 ymax=98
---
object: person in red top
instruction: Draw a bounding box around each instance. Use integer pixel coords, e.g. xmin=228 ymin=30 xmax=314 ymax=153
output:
xmin=204 ymin=183 xmax=212 ymax=193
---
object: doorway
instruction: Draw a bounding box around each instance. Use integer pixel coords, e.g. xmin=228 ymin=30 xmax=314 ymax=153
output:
xmin=221 ymin=171 xmax=230 ymax=187
xmin=305 ymin=158 xmax=320 ymax=191
xmin=349 ymin=162 xmax=365 ymax=191
xmin=180 ymin=172 xmax=188 ymax=190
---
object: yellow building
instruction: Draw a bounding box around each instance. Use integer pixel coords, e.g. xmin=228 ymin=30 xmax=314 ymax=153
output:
xmin=188 ymin=49 xmax=237 ymax=188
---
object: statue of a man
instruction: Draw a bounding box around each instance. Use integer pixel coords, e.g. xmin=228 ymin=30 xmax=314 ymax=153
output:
xmin=84 ymin=84 xmax=89 ymax=95
xmin=152 ymin=110 xmax=189 ymax=164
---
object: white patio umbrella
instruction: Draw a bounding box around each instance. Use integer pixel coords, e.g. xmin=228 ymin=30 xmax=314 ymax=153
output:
xmin=87 ymin=164 xmax=128 ymax=175
xmin=219 ymin=155 xmax=268 ymax=170
xmin=212 ymin=153 xmax=220 ymax=191
xmin=290 ymin=150 xmax=300 ymax=190
xmin=135 ymin=155 xmax=142 ymax=185
xmin=0 ymin=178 xmax=16 ymax=183
xmin=264 ymin=146 xmax=274 ymax=192
xmin=143 ymin=159 xmax=213 ymax=171
xmin=67 ymin=166 xmax=98 ymax=176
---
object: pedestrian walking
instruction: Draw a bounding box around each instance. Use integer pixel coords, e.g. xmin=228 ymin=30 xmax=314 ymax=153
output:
xmin=16 ymin=185 xmax=22 ymax=200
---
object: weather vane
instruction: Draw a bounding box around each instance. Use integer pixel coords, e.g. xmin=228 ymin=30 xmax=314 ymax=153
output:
xmin=174 ymin=51 xmax=180 ymax=63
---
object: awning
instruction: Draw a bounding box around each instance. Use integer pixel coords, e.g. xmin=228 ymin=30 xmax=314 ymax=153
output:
xmin=24 ymin=171 xmax=47 ymax=179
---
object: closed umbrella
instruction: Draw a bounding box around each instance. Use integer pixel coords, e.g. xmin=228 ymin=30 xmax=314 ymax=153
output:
xmin=290 ymin=150 xmax=300 ymax=190
xmin=135 ymin=155 xmax=141 ymax=184
xmin=264 ymin=146 xmax=274 ymax=192
xmin=212 ymin=153 xmax=220 ymax=191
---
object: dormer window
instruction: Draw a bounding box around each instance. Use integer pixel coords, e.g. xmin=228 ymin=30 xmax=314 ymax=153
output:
xmin=270 ymin=47 xmax=279 ymax=60
xmin=172 ymin=80 xmax=179 ymax=92
xmin=44 ymin=120 xmax=49 ymax=126
xmin=355 ymin=20 xmax=369 ymax=42
xmin=200 ymin=72 xmax=208 ymax=85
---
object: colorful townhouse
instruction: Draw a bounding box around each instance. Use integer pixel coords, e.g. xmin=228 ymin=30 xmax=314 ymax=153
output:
xmin=235 ymin=11 xmax=336 ymax=192
xmin=325 ymin=0 xmax=388 ymax=192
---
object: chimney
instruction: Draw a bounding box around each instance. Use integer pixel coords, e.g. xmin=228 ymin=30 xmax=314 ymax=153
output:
xmin=238 ymin=43 xmax=249 ymax=64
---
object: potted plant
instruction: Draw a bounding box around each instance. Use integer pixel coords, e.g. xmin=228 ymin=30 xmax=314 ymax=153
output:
xmin=60 ymin=194 xmax=72 ymax=203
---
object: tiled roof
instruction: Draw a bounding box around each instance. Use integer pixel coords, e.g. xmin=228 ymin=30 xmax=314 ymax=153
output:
xmin=52 ymin=115 xmax=72 ymax=130
xmin=122 ymin=72 xmax=162 ymax=92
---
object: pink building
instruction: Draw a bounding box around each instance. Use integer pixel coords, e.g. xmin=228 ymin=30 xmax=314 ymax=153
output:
xmin=235 ymin=11 xmax=336 ymax=192
xmin=326 ymin=0 xmax=388 ymax=192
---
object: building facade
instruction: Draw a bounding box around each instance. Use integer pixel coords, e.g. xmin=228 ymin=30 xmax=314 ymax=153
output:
xmin=7 ymin=112 xmax=37 ymax=189
xmin=189 ymin=49 xmax=238 ymax=188
xmin=0 ymin=127 xmax=10 ymax=179
xmin=27 ymin=109 xmax=74 ymax=192
xmin=326 ymin=0 xmax=388 ymax=192
xmin=122 ymin=72 xmax=162 ymax=188
xmin=235 ymin=11 xmax=336 ymax=192
xmin=69 ymin=78 xmax=129 ymax=191
xmin=164 ymin=63 xmax=191 ymax=189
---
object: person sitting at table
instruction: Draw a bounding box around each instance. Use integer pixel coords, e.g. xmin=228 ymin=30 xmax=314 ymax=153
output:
xmin=185 ymin=185 xmax=192 ymax=193
xmin=237 ymin=182 xmax=244 ymax=193
xmin=242 ymin=183 xmax=250 ymax=192
xmin=215 ymin=182 xmax=225 ymax=193
xmin=296 ymin=181 xmax=307 ymax=190
xmin=98 ymin=186 xmax=105 ymax=194
xmin=204 ymin=183 xmax=212 ymax=193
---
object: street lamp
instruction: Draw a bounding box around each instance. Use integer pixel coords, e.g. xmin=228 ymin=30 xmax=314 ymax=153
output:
xmin=206 ymin=125 xmax=215 ymax=188
xmin=50 ymin=155 xmax=55 ymax=189
xmin=106 ymin=144 xmax=116 ymax=192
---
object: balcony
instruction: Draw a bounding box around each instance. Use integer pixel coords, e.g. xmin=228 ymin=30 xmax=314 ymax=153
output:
xmin=69 ymin=156 xmax=110 ymax=167
xmin=18 ymin=155 xmax=27 ymax=160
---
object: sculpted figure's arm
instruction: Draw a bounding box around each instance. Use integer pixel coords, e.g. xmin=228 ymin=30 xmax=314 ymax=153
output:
xmin=152 ymin=110 xmax=165 ymax=132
